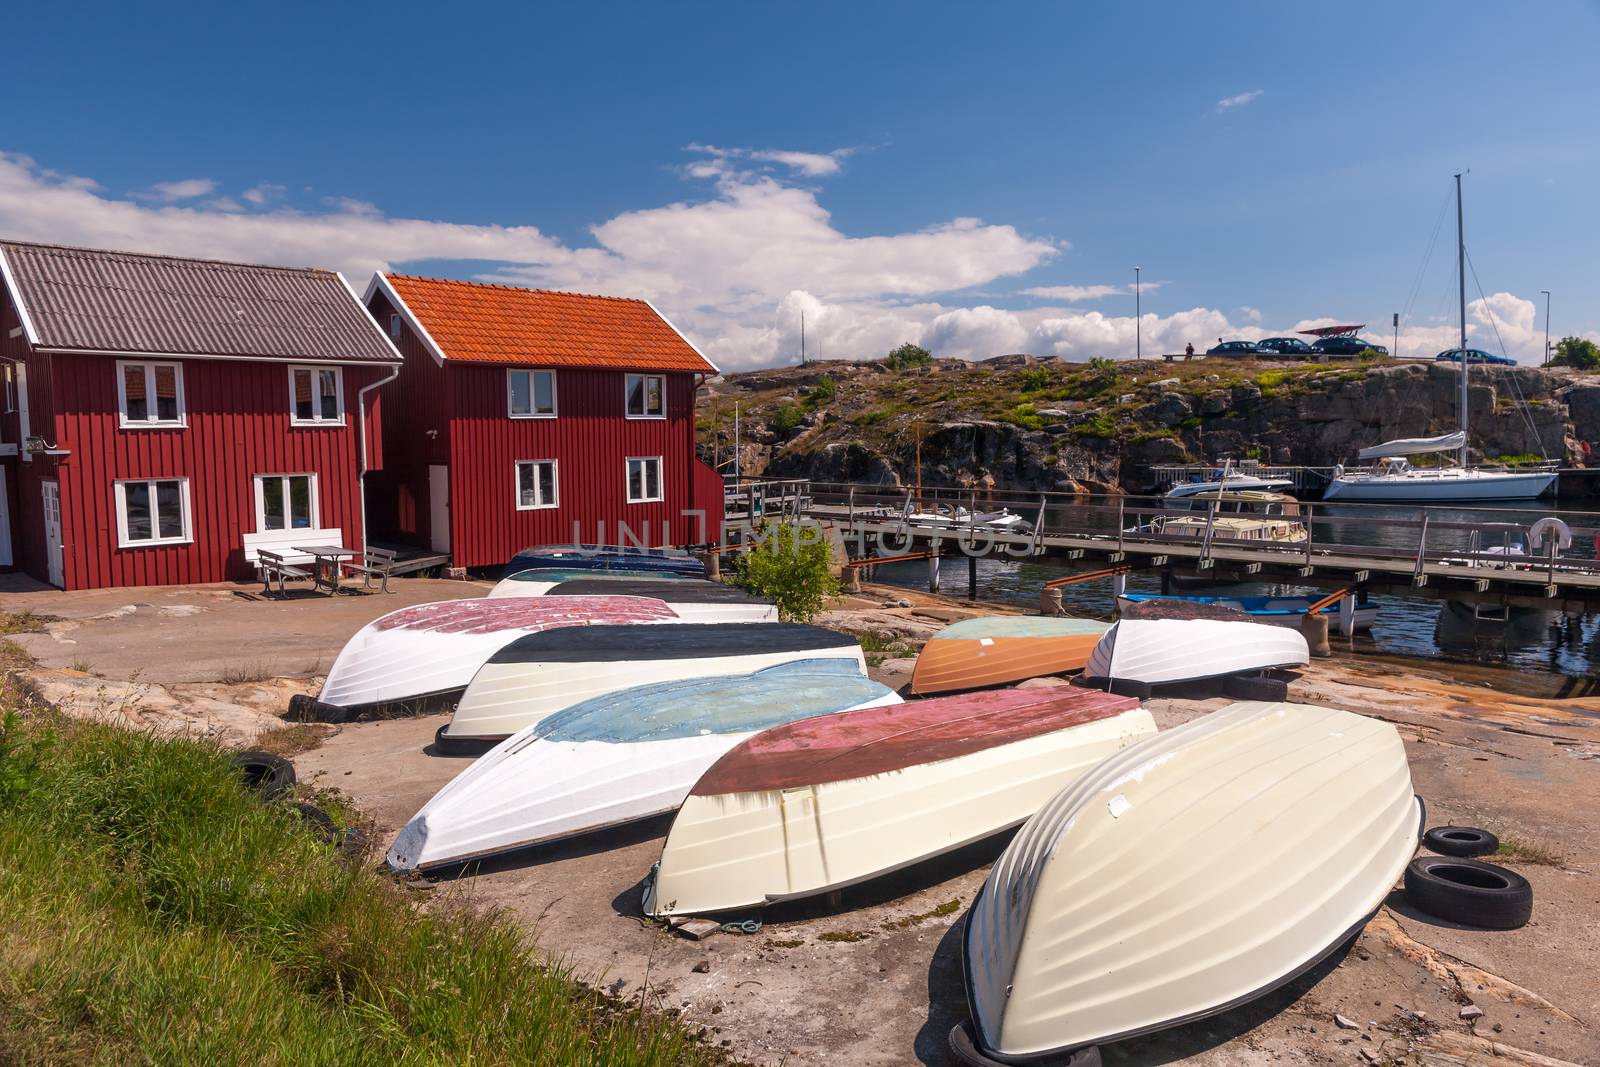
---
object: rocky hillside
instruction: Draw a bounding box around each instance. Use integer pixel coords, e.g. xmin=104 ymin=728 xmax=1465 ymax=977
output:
xmin=697 ymin=354 xmax=1600 ymax=495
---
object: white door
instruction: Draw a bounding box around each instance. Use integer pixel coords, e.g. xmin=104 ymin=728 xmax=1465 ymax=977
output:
xmin=427 ymin=465 xmax=450 ymax=554
xmin=41 ymin=480 xmax=62 ymax=587
xmin=0 ymin=466 xmax=12 ymax=566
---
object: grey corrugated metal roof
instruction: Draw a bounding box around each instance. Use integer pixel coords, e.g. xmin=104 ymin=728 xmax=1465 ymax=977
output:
xmin=0 ymin=240 xmax=401 ymax=363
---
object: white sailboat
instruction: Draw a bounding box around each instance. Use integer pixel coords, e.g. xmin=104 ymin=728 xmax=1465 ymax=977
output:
xmin=1323 ymin=174 xmax=1557 ymax=503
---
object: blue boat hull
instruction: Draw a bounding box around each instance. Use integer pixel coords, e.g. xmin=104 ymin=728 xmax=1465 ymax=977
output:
xmin=1118 ymin=593 xmax=1377 ymax=631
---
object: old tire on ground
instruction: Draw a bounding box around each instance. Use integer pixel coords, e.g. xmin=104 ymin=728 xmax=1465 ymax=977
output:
xmin=948 ymin=1021 xmax=1101 ymax=1067
xmin=1403 ymin=856 xmax=1531 ymax=930
xmin=1222 ymin=674 xmax=1289 ymax=702
xmin=1423 ymin=826 xmax=1499 ymax=858
xmin=336 ymin=826 xmax=371 ymax=858
xmin=432 ymin=724 xmax=491 ymax=756
xmin=286 ymin=693 xmax=355 ymax=724
xmin=232 ymin=750 xmax=296 ymax=801
xmin=1106 ymin=678 xmax=1153 ymax=700
xmin=288 ymin=800 xmax=338 ymax=842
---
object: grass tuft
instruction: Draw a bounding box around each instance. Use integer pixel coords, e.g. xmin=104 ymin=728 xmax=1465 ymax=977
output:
xmin=881 ymin=898 xmax=962 ymax=931
xmin=251 ymin=722 xmax=334 ymax=757
xmin=1494 ymin=836 xmax=1566 ymax=867
xmin=219 ymin=660 xmax=277 ymax=685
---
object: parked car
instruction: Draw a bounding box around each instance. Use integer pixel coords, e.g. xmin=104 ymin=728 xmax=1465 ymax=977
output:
xmin=1206 ymin=340 xmax=1271 ymax=356
xmin=1309 ymin=336 xmax=1389 ymax=357
xmin=1256 ymin=337 xmax=1315 ymax=357
xmin=1435 ymin=347 xmax=1516 ymax=366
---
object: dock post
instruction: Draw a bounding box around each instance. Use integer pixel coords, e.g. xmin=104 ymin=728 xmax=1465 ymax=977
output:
xmin=1338 ymin=594 xmax=1356 ymax=638
xmin=1110 ymin=572 xmax=1127 ymax=598
xmin=848 ymin=565 xmax=862 ymax=593
xmin=927 ymin=543 xmax=941 ymax=593
xmin=703 ymin=547 xmax=720 ymax=581
xmin=967 ymin=552 xmax=978 ymax=600
xmin=1040 ymin=586 xmax=1063 ymax=617
xmin=1301 ymin=612 xmax=1331 ymax=657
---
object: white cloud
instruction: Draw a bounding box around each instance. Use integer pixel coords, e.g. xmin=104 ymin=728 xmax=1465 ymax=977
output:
xmin=136 ymin=177 xmax=217 ymax=202
xmin=1215 ymin=89 xmax=1263 ymax=112
xmin=1022 ymin=281 xmax=1166 ymax=303
xmin=685 ymin=143 xmax=854 ymax=178
xmin=242 ymin=182 xmax=285 ymax=206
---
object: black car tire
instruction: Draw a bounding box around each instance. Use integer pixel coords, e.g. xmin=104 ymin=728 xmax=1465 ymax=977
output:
xmin=232 ymin=751 xmax=296 ymax=801
xmin=288 ymin=800 xmax=338 ymax=841
xmin=1423 ymin=826 xmax=1499 ymax=858
xmin=1106 ymin=678 xmax=1153 ymax=700
xmin=948 ymin=1021 xmax=1101 ymax=1067
xmin=1222 ymin=674 xmax=1289 ymax=702
xmin=1403 ymin=856 xmax=1531 ymax=930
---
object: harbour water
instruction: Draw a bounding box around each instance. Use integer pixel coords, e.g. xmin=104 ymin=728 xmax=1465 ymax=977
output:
xmin=863 ymin=500 xmax=1600 ymax=678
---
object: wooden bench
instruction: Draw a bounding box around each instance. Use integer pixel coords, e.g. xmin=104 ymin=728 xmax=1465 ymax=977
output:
xmin=342 ymin=545 xmax=399 ymax=593
xmin=256 ymin=549 xmax=312 ymax=597
xmin=243 ymin=528 xmax=344 ymax=597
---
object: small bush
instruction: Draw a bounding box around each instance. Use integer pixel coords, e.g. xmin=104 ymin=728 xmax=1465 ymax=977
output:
xmin=1087 ymin=357 xmax=1117 ymax=373
xmin=808 ymin=375 xmax=837 ymax=405
xmin=883 ymin=343 xmax=933 ymax=371
xmin=771 ymin=403 xmax=804 ymax=435
xmin=731 ymin=523 xmax=841 ymax=623
xmin=1002 ymin=402 xmax=1045 ymax=431
xmin=1018 ymin=368 xmax=1054 ymax=393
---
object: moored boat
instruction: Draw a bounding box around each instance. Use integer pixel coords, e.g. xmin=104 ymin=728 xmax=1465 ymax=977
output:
xmin=487 ymin=567 xmax=700 ymax=598
xmin=492 ymin=575 xmax=777 ymax=623
xmin=386 ymin=659 xmax=898 ymax=872
xmin=960 ymin=700 xmax=1421 ymax=1062
xmin=1083 ymin=618 xmax=1309 ymax=687
xmin=503 ymin=544 xmax=706 ymax=579
xmin=442 ymin=621 xmax=866 ymax=744
xmin=910 ymin=616 xmax=1110 ymax=695
xmin=1117 ymin=592 xmax=1377 ymax=631
xmin=312 ymin=595 xmax=678 ymax=714
xmin=642 ymin=687 xmax=1154 ymax=917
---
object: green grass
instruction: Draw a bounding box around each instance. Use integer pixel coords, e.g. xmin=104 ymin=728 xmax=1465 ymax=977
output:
xmin=1494 ymin=836 xmax=1565 ymax=867
xmin=250 ymin=722 xmax=335 ymax=757
xmin=880 ymin=898 xmax=961 ymax=931
xmin=0 ymin=707 xmax=731 ymax=1066
xmin=846 ymin=629 xmax=920 ymax=668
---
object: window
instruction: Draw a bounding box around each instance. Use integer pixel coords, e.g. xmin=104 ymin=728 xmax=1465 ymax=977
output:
xmin=625 ymin=373 xmax=664 ymax=418
xmin=626 ymin=456 xmax=662 ymax=503
xmin=114 ymin=478 xmax=191 ymax=547
xmin=515 ymin=460 xmax=559 ymax=510
xmin=3 ymin=364 xmax=13 ymax=413
xmin=117 ymin=361 xmax=184 ymax=427
xmin=507 ymin=369 xmax=556 ymax=418
xmin=255 ymin=474 xmax=318 ymax=531
xmin=389 ymin=314 xmax=403 ymax=341
xmin=289 ymin=365 xmax=343 ymax=425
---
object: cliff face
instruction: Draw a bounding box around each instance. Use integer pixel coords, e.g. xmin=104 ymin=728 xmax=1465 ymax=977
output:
xmin=697 ymin=355 xmax=1600 ymax=495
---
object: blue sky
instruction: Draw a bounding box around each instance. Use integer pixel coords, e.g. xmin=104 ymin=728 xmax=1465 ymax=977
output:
xmin=4 ymin=1 xmax=1596 ymax=368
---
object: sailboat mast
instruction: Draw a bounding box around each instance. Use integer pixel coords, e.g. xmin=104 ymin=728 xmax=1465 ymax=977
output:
xmin=1456 ymin=172 xmax=1469 ymax=468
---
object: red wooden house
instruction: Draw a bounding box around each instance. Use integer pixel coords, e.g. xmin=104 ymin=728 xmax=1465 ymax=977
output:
xmin=0 ymin=240 xmax=402 ymax=589
xmin=362 ymin=273 xmax=724 ymax=570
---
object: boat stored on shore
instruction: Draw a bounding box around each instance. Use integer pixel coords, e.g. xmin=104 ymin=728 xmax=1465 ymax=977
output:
xmin=960 ymin=700 xmax=1421 ymax=1062
xmin=441 ymin=622 xmax=866 ymax=744
xmin=491 ymin=576 xmax=777 ymax=623
xmin=502 ymin=544 xmax=707 ymax=578
xmin=1117 ymin=592 xmax=1377 ymax=631
xmin=487 ymin=567 xmax=699 ymax=597
xmin=311 ymin=596 xmax=678 ymax=714
xmin=909 ymin=616 xmax=1109 ymax=695
xmin=1083 ymin=618 xmax=1309 ymax=687
xmin=643 ymin=687 xmax=1153 ymax=918
xmin=387 ymin=660 xmax=898 ymax=872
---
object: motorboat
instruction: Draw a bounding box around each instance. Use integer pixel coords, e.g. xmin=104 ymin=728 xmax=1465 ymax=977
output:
xmin=1117 ymin=592 xmax=1377 ymax=631
xmin=1323 ymin=175 xmax=1557 ymax=503
xmin=1134 ymin=490 xmax=1308 ymax=545
xmin=489 ymin=576 xmax=777 ymax=623
xmin=310 ymin=596 xmax=678 ymax=714
xmin=1164 ymin=462 xmax=1293 ymax=500
xmin=502 ymin=544 xmax=706 ymax=579
xmin=1083 ymin=618 xmax=1309 ymax=687
xmin=642 ymin=687 xmax=1154 ymax=917
xmin=487 ymin=567 xmax=700 ymax=597
xmin=959 ymin=700 xmax=1421 ymax=1062
xmin=386 ymin=659 xmax=898 ymax=872
xmin=904 ymin=503 xmax=1031 ymax=532
xmin=909 ymin=616 xmax=1110 ymax=695
xmin=441 ymin=622 xmax=866 ymax=745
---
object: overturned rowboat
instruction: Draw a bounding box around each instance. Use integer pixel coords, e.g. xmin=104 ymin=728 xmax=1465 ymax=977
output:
xmin=1118 ymin=592 xmax=1378 ymax=631
xmin=386 ymin=659 xmax=898 ymax=872
xmin=441 ymin=622 xmax=866 ymax=745
xmin=910 ymin=616 xmax=1110 ymax=695
xmin=1083 ymin=618 xmax=1308 ymax=688
xmin=491 ymin=575 xmax=777 ymax=623
xmin=309 ymin=596 xmax=678 ymax=715
xmin=643 ymin=687 xmax=1154 ymax=918
xmin=503 ymin=544 xmax=705 ymax=579
xmin=487 ymin=567 xmax=699 ymax=598
xmin=959 ymin=701 xmax=1421 ymax=1063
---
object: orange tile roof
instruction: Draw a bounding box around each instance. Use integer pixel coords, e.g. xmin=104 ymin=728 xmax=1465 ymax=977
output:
xmin=383 ymin=274 xmax=715 ymax=373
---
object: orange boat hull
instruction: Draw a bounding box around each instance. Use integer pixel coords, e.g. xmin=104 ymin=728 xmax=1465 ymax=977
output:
xmin=910 ymin=634 xmax=1102 ymax=695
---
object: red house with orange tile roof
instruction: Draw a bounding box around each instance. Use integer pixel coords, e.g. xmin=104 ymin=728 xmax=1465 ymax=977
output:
xmin=362 ymin=273 xmax=724 ymax=570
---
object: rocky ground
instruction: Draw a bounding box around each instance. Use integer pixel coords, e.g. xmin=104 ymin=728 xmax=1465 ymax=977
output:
xmin=701 ymin=354 xmax=1600 ymax=496
xmin=5 ymin=577 xmax=1597 ymax=1066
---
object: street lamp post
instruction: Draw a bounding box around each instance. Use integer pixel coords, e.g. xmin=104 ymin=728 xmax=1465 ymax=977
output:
xmin=1134 ymin=266 xmax=1141 ymax=360
xmin=1540 ymin=290 xmax=1551 ymax=365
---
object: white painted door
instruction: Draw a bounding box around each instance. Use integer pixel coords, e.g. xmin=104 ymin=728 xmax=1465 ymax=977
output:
xmin=427 ymin=465 xmax=450 ymax=554
xmin=41 ymin=480 xmax=62 ymax=587
xmin=0 ymin=466 xmax=12 ymax=566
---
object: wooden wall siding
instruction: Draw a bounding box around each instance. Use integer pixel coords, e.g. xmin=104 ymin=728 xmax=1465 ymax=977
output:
xmin=444 ymin=365 xmax=709 ymax=570
xmin=2 ymin=292 xmax=52 ymax=580
xmin=46 ymin=353 xmax=387 ymax=589
xmin=366 ymin=292 xmax=450 ymax=547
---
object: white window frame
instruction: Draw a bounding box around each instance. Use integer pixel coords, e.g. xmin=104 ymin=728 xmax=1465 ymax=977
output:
xmin=514 ymin=459 xmax=560 ymax=511
xmin=507 ymin=368 xmax=558 ymax=419
xmin=624 ymin=373 xmax=665 ymax=419
xmin=2 ymin=364 xmax=13 ymax=414
xmin=116 ymin=360 xmax=186 ymax=429
xmin=253 ymin=473 xmax=320 ymax=532
xmin=288 ymin=365 xmax=345 ymax=426
xmin=625 ymin=455 xmax=663 ymax=503
xmin=113 ymin=477 xmax=193 ymax=548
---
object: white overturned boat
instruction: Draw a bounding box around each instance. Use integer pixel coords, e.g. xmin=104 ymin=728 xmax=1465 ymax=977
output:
xmin=487 ymin=567 xmax=699 ymax=598
xmin=309 ymin=596 xmax=678 ymax=714
xmin=643 ymin=687 xmax=1153 ymax=917
xmin=441 ymin=622 xmax=866 ymax=744
xmin=387 ymin=660 xmax=898 ymax=872
xmin=959 ymin=701 xmax=1421 ymax=1063
xmin=488 ymin=575 xmax=777 ymax=623
xmin=1083 ymin=618 xmax=1308 ymax=688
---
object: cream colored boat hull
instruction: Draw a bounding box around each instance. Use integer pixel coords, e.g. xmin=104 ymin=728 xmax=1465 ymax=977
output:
xmin=644 ymin=706 xmax=1155 ymax=916
xmin=964 ymin=701 xmax=1420 ymax=1060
